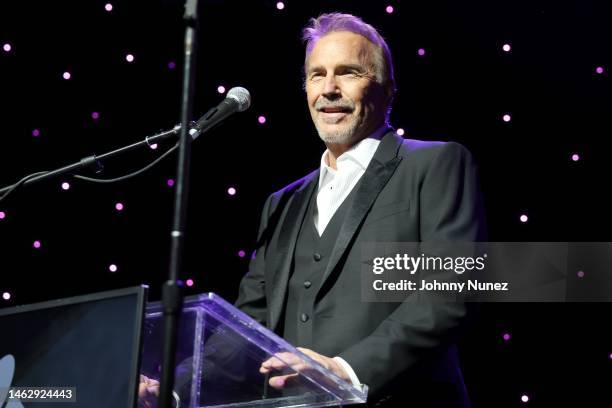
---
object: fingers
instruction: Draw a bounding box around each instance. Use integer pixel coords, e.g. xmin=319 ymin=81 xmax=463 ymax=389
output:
xmin=296 ymin=347 xmax=329 ymax=370
xmin=138 ymin=375 xmax=160 ymax=399
xmin=268 ymin=373 xmax=297 ymax=389
xmin=260 ymin=352 xmax=305 ymax=373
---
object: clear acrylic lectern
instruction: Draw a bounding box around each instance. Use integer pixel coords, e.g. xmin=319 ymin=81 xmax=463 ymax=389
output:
xmin=141 ymin=293 xmax=368 ymax=408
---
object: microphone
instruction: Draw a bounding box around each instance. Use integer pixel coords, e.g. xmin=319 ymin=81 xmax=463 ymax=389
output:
xmin=189 ymin=86 xmax=251 ymax=139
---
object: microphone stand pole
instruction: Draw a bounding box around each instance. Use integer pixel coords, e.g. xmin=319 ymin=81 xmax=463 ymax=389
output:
xmin=158 ymin=0 xmax=200 ymax=406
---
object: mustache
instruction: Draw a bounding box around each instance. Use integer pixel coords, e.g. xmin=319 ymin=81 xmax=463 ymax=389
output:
xmin=315 ymin=98 xmax=355 ymax=111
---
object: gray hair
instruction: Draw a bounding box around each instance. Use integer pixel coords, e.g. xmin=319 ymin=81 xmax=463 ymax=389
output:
xmin=302 ymin=13 xmax=396 ymax=120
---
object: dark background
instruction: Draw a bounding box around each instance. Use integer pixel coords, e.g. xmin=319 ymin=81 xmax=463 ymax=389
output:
xmin=1 ymin=0 xmax=610 ymax=406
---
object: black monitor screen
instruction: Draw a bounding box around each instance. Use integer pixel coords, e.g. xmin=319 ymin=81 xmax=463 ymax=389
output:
xmin=0 ymin=286 xmax=146 ymax=408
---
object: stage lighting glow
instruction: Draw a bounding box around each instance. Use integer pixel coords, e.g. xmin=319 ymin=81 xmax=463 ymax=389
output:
xmin=2 ymin=43 xmax=11 ymax=52
xmin=227 ymin=187 xmax=237 ymax=196
xmin=276 ymin=2 xmax=285 ymax=10
xmin=186 ymin=279 xmax=194 ymax=287
xmin=33 ymin=240 xmax=41 ymax=249
xmin=104 ymin=3 xmax=113 ymax=12
xmin=217 ymin=85 xmax=226 ymax=94
xmin=385 ymin=5 xmax=394 ymax=14
xmin=571 ymin=153 xmax=580 ymax=162
xmin=520 ymin=214 xmax=528 ymax=223
xmin=502 ymin=114 xmax=512 ymax=122
xmin=126 ymin=54 xmax=134 ymax=62
xmin=0 ymin=211 xmax=5 ymax=220
xmin=61 ymin=182 xmax=70 ymax=190
xmin=238 ymin=250 xmax=246 ymax=258
xmin=167 ymin=178 xmax=175 ymax=187
xmin=502 ymin=43 xmax=511 ymax=52
xmin=417 ymin=48 xmax=426 ymax=56
xmin=91 ymin=111 xmax=100 ymax=120
xmin=168 ymin=61 xmax=176 ymax=70
xmin=521 ymin=395 xmax=529 ymax=403
xmin=2 ymin=292 xmax=10 ymax=301
xmin=109 ymin=264 xmax=118 ymax=272
xmin=115 ymin=202 xmax=124 ymax=211
xmin=396 ymin=128 xmax=405 ymax=136
xmin=258 ymin=115 xmax=266 ymax=124
xmin=503 ymin=333 xmax=511 ymax=341
xmin=63 ymin=71 xmax=71 ymax=80
xmin=595 ymin=66 xmax=604 ymax=74
xmin=32 ymin=129 xmax=40 ymax=137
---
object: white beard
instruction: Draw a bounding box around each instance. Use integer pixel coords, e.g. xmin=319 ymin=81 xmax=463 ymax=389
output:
xmin=315 ymin=116 xmax=360 ymax=145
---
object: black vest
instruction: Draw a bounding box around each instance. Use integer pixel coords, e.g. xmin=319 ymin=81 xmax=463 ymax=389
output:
xmin=282 ymin=177 xmax=361 ymax=347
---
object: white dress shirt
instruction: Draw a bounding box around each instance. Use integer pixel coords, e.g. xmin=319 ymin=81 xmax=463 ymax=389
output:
xmin=314 ymin=126 xmax=388 ymax=236
xmin=314 ymin=126 xmax=389 ymax=389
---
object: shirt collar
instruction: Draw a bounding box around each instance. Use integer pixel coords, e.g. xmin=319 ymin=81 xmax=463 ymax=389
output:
xmin=318 ymin=125 xmax=389 ymax=185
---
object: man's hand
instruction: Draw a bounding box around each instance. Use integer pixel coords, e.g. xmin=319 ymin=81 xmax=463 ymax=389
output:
xmin=138 ymin=374 xmax=159 ymax=408
xmin=259 ymin=347 xmax=351 ymax=389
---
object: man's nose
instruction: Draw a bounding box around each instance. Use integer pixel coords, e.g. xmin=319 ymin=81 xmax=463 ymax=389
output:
xmin=322 ymin=75 xmax=340 ymax=98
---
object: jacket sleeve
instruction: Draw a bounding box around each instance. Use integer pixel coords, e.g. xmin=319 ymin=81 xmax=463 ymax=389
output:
xmin=338 ymin=142 xmax=486 ymax=394
xmin=234 ymin=193 xmax=274 ymax=326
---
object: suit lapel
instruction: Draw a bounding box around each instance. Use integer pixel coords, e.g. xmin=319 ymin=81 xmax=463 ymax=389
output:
xmin=268 ymin=170 xmax=318 ymax=330
xmin=318 ymin=131 xmax=404 ymax=291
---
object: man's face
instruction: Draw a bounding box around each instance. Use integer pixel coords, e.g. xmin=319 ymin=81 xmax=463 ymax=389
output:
xmin=305 ymin=31 xmax=387 ymax=146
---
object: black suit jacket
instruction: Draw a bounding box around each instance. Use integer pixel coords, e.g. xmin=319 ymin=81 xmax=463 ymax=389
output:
xmin=236 ymin=131 xmax=486 ymax=407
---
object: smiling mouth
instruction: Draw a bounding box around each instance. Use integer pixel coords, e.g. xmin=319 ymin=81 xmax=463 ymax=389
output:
xmin=319 ymin=106 xmax=351 ymax=113
xmin=318 ymin=107 xmax=351 ymax=123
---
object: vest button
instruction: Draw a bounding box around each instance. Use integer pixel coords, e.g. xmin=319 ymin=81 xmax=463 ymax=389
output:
xmin=300 ymin=313 xmax=309 ymax=322
xmin=313 ymin=253 xmax=322 ymax=262
xmin=303 ymin=280 xmax=312 ymax=289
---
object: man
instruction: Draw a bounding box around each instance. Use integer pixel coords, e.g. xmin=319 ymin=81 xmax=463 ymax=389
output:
xmin=236 ymin=12 xmax=486 ymax=408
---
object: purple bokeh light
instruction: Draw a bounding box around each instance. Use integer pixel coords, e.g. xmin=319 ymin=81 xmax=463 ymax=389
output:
xmin=227 ymin=187 xmax=237 ymax=196
xmin=63 ymin=71 xmax=71 ymax=80
xmin=577 ymin=270 xmax=585 ymax=278
xmin=385 ymin=5 xmax=394 ymax=14
xmin=168 ymin=61 xmax=176 ymax=70
xmin=33 ymin=240 xmax=41 ymax=249
xmin=238 ymin=250 xmax=246 ymax=258
xmin=104 ymin=3 xmax=113 ymax=12
xmin=186 ymin=279 xmax=194 ymax=287
xmin=396 ymin=128 xmax=405 ymax=136
xmin=0 ymin=211 xmax=5 ymax=220
xmin=91 ymin=111 xmax=100 ymax=120
xmin=521 ymin=395 xmax=529 ymax=403
xmin=167 ymin=178 xmax=175 ymax=187
xmin=258 ymin=115 xmax=266 ymax=124
xmin=595 ymin=66 xmax=604 ymax=75
xmin=2 ymin=292 xmax=10 ymax=301
xmin=61 ymin=182 xmax=70 ymax=191
xmin=502 ymin=43 xmax=511 ymax=52
xmin=276 ymin=2 xmax=285 ymax=10
xmin=109 ymin=264 xmax=118 ymax=272
xmin=571 ymin=153 xmax=580 ymax=162
xmin=32 ymin=129 xmax=40 ymax=137
xmin=520 ymin=214 xmax=528 ymax=223
xmin=149 ymin=143 xmax=158 ymax=150
xmin=126 ymin=54 xmax=135 ymax=63
xmin=3 ymin=43 xmax=11 ymax=52
xmin=115 ymin=202 xmax=124 ymax=211
xmin=417 ymin=48 xmax=426 ymax=56
xmin=217 ymin=85 xmax=226 ymax=94
xmin=503 ymin=333 xmax=511 ymax=341
xmin=502 ymin=114 xmax=512 ymax=122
